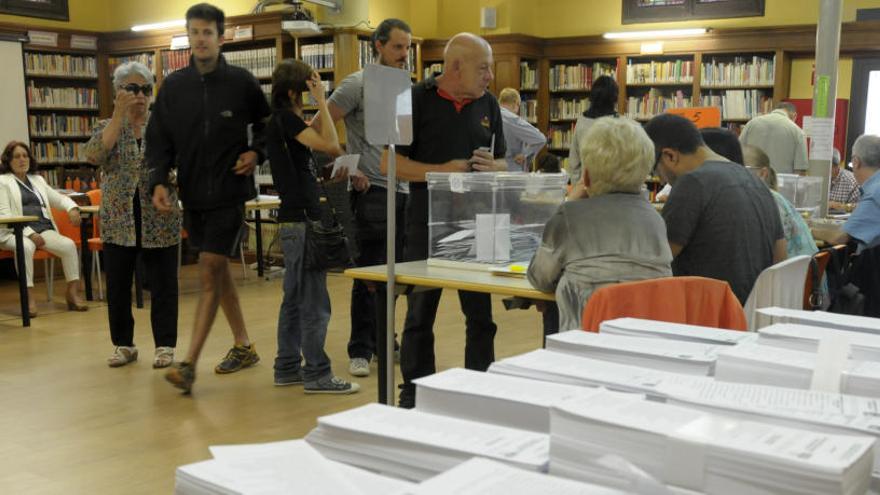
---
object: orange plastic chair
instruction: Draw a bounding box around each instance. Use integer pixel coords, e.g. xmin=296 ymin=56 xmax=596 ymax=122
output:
xmin=803 ymin=245 xmax=846 ymax=310
xmin=581 ymin=276 xmax=748 ymax=332
xmin=0 ymin=247 xmax=57 ymax=302
xmin=84 ymin=189 xmax=104 ymax=299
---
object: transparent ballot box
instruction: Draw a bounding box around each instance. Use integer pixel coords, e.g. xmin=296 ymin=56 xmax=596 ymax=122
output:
xmin=426 ymin=172 xmax=568 ymax=268
xmin=777 ymin=174 xmax=824 ymax=218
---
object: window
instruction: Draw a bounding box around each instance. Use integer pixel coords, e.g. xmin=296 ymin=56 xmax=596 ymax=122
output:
xmin=622 ymin=0 xmax=764 ymax=24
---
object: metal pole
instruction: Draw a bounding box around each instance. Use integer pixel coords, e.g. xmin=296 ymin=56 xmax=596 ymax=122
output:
xmin=809 ymin=0 xmax=842 ymax=218
xmin=384 ymin=144 xmax=397 ymax=405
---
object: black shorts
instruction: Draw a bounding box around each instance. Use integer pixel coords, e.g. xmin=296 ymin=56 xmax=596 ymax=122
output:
xmin=184 ymin=204 xmax=246 ymax=257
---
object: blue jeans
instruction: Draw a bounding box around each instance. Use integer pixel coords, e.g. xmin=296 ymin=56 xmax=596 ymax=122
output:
xmin=274 ymin=222 xmax=332 ymax=382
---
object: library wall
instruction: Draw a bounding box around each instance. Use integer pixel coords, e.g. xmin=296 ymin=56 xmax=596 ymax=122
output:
xmin=789 ymin=58 xmax=854 ymax=100
xmin=0 ymin=1 xmax=110 ymax=31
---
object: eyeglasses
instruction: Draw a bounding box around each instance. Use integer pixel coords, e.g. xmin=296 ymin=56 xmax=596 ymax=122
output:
xmin=121 ymin=83 xmax=153 ymax=96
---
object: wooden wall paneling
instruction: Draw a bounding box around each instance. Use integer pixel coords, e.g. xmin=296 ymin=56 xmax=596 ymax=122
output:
xmin=692 ymin=51 xmax=702 ymax=108
xmin=775 ymin=49 xmax=791 ymax=101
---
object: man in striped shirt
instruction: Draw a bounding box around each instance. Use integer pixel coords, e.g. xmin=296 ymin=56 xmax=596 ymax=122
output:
xmin=829 ymin=148 xmax=861 ymax=210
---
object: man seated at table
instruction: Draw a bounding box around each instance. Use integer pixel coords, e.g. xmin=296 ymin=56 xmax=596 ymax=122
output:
xmin=527 ymin=117 xmax=673 ymax=331
xmin=829 ymin=135 xmax=880 ymax=250
xmin=829 ymin=148 xmax=861 ymax=212
xmin=645 ymin=114 xmax=786 ymax=305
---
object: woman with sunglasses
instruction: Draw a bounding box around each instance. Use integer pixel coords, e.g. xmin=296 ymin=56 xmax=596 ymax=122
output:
xmin=85 ymin=62 xmax=181 ymax=369
xmin=0 ymin=141 xmax=87 ymax=316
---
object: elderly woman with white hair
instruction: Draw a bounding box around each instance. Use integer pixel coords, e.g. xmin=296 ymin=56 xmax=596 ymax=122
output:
xmin=84 ymin=61 xmax=181 ymax=368
xmin=527 ymin=116 xmax=673 ymax=330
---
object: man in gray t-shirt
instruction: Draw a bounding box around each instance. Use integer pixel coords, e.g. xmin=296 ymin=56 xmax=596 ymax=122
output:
xmin=323 ymin=19 xmax=412 ymax=377
xmin=646 ymin=114 xmax=787 ymax=304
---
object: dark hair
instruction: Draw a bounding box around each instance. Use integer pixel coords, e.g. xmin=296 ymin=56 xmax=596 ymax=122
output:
xmin=700 ymin=127 xmax=744 ymax=165
xmin=585 ymin=75 xmax=618 ymax=119
xmin=372 ymin=18 xmax=411 ymax=56
xmin=186 ymin=3 xmax=225 ymax=36
xmin=536 ymin=153 xmax=561 ymax=173
xmin=271 ymin=58 xmax=312 ymax=110
xmin=0 ymin=141 xmax=37 ymax=174
xmin=644 ymin=114 xmax=703 ymax=164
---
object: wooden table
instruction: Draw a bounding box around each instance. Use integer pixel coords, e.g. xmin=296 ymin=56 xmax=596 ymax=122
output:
xmin=344 ymin=260 xmax=554 ymax=402
xmin=0 ymin=215 xmax=39 ymax=326
xmin=245 ymin=197 xmax=281 ymax=278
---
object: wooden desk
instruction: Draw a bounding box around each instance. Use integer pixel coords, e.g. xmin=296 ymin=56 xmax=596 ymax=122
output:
xmin=0 ymin=215 xmax=39 ymax=326
xmin=344 ymin=260 xmax=554 ymax=403
xmin=245 ymin=197 xmax=281 ymax=278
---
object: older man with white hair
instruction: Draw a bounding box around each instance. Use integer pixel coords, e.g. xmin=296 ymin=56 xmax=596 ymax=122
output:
xmin=834 ymin=134 xmax=880 ymax=249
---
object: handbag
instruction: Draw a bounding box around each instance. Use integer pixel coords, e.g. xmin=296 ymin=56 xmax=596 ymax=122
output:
xmin=275 ymin=114 xmax=355 ymax=272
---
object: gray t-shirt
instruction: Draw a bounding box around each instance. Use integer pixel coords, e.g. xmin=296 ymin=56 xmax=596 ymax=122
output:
xmin=327 ymin=70 xmax=408 ymax=193
xmin=663 ymin=160 xmax=784 ymax=304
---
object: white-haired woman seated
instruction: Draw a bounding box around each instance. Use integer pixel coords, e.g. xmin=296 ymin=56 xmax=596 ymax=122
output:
xmin=527 ymin=117 xmax=673 ymax=330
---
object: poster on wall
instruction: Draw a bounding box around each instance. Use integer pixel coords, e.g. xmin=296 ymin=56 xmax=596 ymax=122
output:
xmin=0 ymin=0 xmax=69 ymax=22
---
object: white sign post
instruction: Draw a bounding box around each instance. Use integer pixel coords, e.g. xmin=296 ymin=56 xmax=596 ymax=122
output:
xmin=364 ymin=64 xmax=413 ymax=405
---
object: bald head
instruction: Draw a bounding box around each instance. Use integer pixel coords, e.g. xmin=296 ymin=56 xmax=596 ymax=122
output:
xmin=439 ymin=32 xmax=493 ymax=100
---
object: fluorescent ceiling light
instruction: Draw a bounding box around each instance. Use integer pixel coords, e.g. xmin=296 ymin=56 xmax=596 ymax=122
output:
xmin=603 ymin=28 xmax=707 ymax=40
xmin=131 ymin=19 xmax=186 ymax=32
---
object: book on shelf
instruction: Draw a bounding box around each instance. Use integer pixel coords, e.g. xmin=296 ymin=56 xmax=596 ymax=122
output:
xmin=31 ymin=141 xmax=88 ymax=164
xmin=24 ymin=52 xmax=97 ymax=77
xmin=29 ymin=114 xmax=97 ymax=138
xmin=519 ymin=61 xmax=537 ymax=89
xmin=423 ymin=62 xmax=443 ymax=79
xmin=161 ymin=48 xmax=191 ymax=76
xmin=224 ymin=46 xmax=277 ymax=79
xmin=549 ymin=97 xmax=588 ymax=120
xmin=626 ymin=59 xmax=693 ymax=84
xmin=549 ymin=62 xmax=616 ymax=91
xmin=548 ymin=124 xmax=574 ymax=149
xmin=300 ymin=42 xmax=334 ymax=70
xmin=519 ymin=98 xmax=537 ymax=123
xmin=26 ymin=82 xmax=98 ymax=109
xmin=108 ymin=53 xmax=155 ymax=75
xmin=700 ymin=89 xmax=772 ymax=120
xmin=357 ymin=38 xmax=417 ymax=73
xmin=701 ymin=55 xmax=776 ymax=87
xmin=625 ymin=88 xmax=691 ymax=120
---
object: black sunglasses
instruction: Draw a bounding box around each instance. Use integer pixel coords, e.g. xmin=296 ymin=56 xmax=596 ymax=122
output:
xmin=121 ymin=83 xmax=153 ymax=96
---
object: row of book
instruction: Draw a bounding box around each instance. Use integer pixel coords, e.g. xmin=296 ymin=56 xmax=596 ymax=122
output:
xmin=31 ymin=140 xmax=88 ymax=164
xmin=161 ymin=48 xmax=191 ymax=76
xmin=700 ymin=89 xmax=773 ymax=119
xmin=224 ymin=47 xmax=277 ymax=79
xmin=26 ymin=83 xmax=98 ymax=109
xmin=549 ymin=62 xmax=617 ymax=91
xmin=702 ymin=55 xmax=776 ymax=87
xmin=423 ymin=62 xmax=443 ymax=79
xmin=29 ymin=114 xmax=97 ymax=138
xmin=519 ymin=98 xmax=538 ymax=124
xmin=301 ymin=42 xmax=335 ymax=70
xmin=356 ymin=39 xmax=417 ymax=73
xmin=548 ymin=125 xmax=573 ymax=149
xmin=24 ymin=52 xmax=97 ymax=78
xmin=108 ymin=52 xmax=155 ymax=75
xmin=549 ymin=97 xmax=588 ymax=120
xmin=626 ymin=59 xmax=694 ymax=84
xmin=625 ymin=89 xmax=691 ymax=120
xmin=520 ymin=61 xmax=538 ymax=89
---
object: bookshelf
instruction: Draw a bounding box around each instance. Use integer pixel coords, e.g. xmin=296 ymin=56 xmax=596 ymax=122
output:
xmin=698 ymin=52 xmax=779 ymax=133
xmin=623 ymin=54 xmax=695 ymax=121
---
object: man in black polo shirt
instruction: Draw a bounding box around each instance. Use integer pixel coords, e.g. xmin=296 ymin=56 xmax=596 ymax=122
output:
xmin=381 ymin=32 xmax=508 ymax=408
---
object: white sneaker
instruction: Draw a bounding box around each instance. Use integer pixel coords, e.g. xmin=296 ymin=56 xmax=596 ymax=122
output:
xmin=108 ymin=346 xmax=138 ymax=367
xmin=153 ymin=346 xmax=175 ymax=369
xmin=348 ymin=357 xmax=370 ymax=377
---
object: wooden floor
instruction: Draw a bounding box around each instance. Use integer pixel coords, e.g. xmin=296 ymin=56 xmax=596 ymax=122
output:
xmin=0 ymin=263 xmax=545 ymax=494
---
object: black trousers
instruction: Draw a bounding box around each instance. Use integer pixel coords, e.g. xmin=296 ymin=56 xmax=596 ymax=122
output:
xmin=348 ymin=186 xmax=406 ymax=360
xmin=104 ymin=243 xmax=179 ymax=348
xmin=398 ymin=187 xmax=497 ymax=405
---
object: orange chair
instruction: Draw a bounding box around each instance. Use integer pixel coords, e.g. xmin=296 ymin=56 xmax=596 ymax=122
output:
xmin=581 ymin=276 xmax=748 ymax=332
xmin=0 ymin=248 xmax=57 ymax=302
xmin=803 ymin=245 xmax=846 ymax=310
xmin=84 ymin=189 xmax=104 ymax=299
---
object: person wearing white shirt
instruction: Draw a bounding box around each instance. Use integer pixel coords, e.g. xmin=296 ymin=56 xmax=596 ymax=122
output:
xmin=739 ymin=102 xmax=808 ymax=174
xmin=498 ymin=87 xmax=546 ymax=172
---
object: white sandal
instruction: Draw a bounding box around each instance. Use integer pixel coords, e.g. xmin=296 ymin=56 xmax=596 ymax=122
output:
xmin=108 ymin=346 xmax=138 ymax=367
xmin=153 ymin=347 xmax=175 ymax=369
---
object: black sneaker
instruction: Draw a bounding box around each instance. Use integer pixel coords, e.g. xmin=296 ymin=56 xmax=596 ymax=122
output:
xmin=165 ymin=361 xmax=196 ymax=394
xmin=214 ymin=344 xmax=260 ymax=374
xmin=274 ymin=371 xmax=304 ymax=387
xmin=304 ymin=375 xmax=360 ymax=395
xmin=398 ymin=383 xmax=415 ymax=409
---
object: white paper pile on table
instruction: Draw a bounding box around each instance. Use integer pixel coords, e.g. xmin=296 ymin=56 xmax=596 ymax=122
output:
xmin=758 ymin=323 xmax=880 ymax=361
xmin=600 ymin=317 xmax=757 ymax=346
xmin=757 ymin=307 xmax=880 ymax=334
xmin=175 ymin=439 xmax=413 ymax=495
xmin=546 ymin=330 xmax=722 ymax=375
xmin=714 ymin=342 xmax=880 ymax=398
xmin=412 ymin=457 xmax=628 ymax=495
xmin=488 ymin=349 xmax=708 ymax=395
xmin=414 ymin=368 xmax=598 ymax=432
xmin=305 ymin=403 xmax=549 ymax=482
xmin=550 ymin=390 xmax=875 ymax=495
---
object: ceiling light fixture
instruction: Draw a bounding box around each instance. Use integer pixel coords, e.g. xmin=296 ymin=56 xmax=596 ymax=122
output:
xmin=131 ymin=19 xmax=186 ymax=32
xmin=603 ymin=28 xmax=707 ymax=40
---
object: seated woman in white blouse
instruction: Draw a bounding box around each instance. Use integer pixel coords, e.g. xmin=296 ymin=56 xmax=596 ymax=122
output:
xmin=0 ymin=141 xmax=87 ymax=316
xmin=528 ymin=117 xmax=673 ymax=331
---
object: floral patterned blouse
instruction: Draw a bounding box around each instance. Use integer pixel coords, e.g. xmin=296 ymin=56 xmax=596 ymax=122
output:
xmin=84 ymin=116 xmax=181 ymax=248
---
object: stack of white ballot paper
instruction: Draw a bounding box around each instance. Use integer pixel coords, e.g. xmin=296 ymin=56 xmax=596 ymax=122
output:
xmin=414 ymin=368 xmax=599 ymax=432
xmin=714 ymin=342 xmax=880 ymax=398
xmin=758 ymin=323 xmax=880 ymax=361
xmin=175 ymin=439 xmax=413 ymax=495
xmin=412 ymin=457 xmax=628 ymax=495
xmin=488 ymin=349 xmax=709 ymax=395
xmin=549 ymin=390 xmax=876 ymax=495
xmin=305 ymin=403 xmax=549 ymax=482
xmin=757 ymin=307 xmax=880 ymax=334
xmin=545 ymin=330 xmax=722 ymax=375
xmin=600 ymin=317 xmax=758 ymax=346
